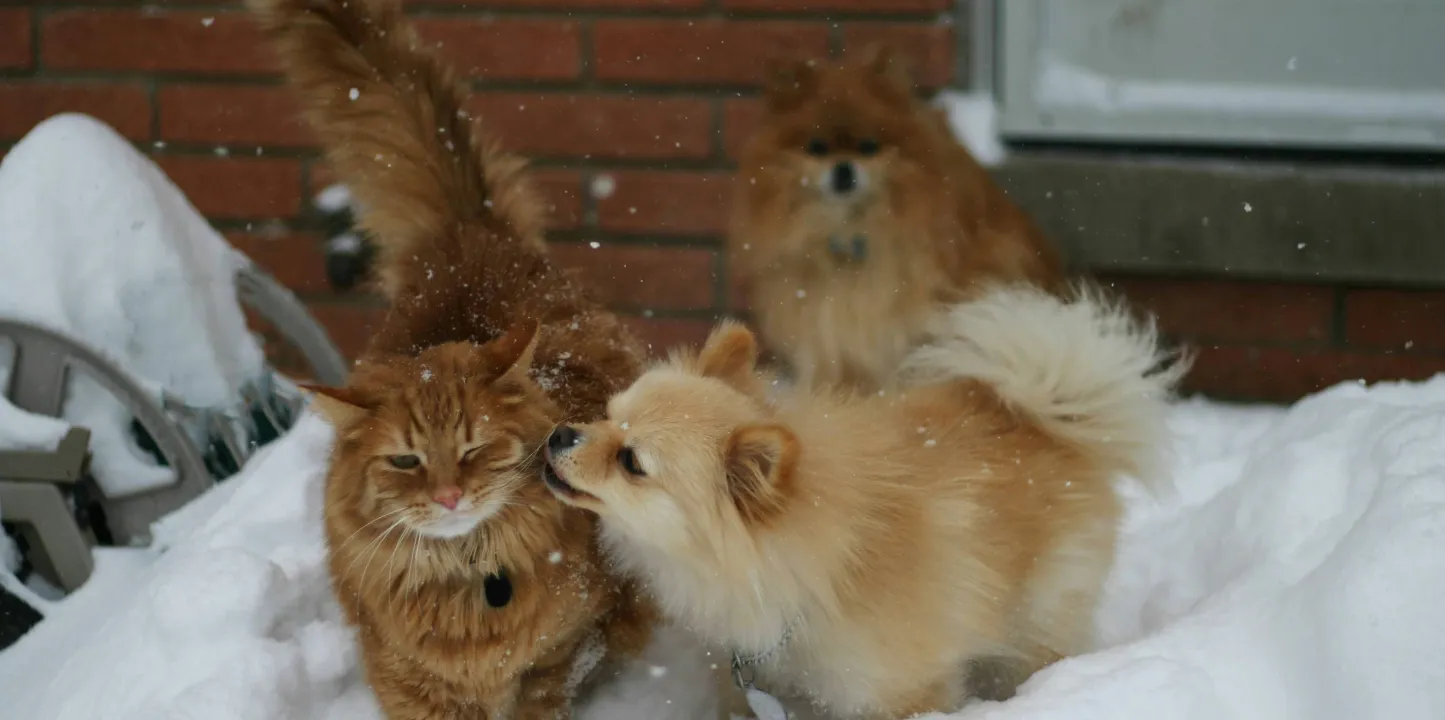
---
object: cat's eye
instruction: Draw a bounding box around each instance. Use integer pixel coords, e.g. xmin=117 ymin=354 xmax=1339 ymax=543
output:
xmin=388 ymin=454 xmax=421 ymax=470
xmin=617 ymin=447 xmax=645 ymax=476
xmin=857 ymin=138 xmax=880 ymax=156
xmin=805 ymin=138 xmax=829 ymax=157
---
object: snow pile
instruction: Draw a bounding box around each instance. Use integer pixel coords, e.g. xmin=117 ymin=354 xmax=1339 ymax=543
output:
xmin=0 ymin=414 xmax=720 ymax=720
xmin=4 ymin=378 xmax=1445 ymax=719
xmin=936 ymin=91 xmax=1008 ymax=167
xmin=0 ymin=114 xmax=266 ymax=496
xmin=941 ymin=383 xmax=1445 ymax=720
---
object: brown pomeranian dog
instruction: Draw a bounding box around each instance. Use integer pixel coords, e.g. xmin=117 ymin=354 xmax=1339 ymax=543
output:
xmin=541 ymin=285 xmax=1183 ymax=718
xmin=731 ymin=45 xmax=1064 ymax=392
xmin=251 ymin=0 xmax=657 ymax=716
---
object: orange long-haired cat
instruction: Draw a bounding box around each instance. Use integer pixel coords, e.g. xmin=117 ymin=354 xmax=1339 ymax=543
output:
xmin=251 ymin=0 xmax=655 ymax=716
xmin=731 ymin=46 xmax=1064 ymax=392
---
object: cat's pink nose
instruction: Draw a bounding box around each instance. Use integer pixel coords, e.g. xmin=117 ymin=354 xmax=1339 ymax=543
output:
xmin=433 ymin=487 xmax=462 ymax=510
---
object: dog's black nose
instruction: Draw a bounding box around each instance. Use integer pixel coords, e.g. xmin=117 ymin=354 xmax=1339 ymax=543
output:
xmin=830 ymin=162 xmax=857 ymax=194
xmin=548 ymin=426 xmax=580 ymax=453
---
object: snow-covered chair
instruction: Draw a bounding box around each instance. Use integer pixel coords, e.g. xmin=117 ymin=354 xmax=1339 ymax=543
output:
xmin=0 ymin=114 xmax=347 ymax=592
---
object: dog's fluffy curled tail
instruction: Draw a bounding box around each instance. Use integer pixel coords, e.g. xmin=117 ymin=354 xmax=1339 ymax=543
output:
xmin=250 ymin=0 xmax=542 ymax=298
xmin=900 ymin=283 xmax=1188 ymax=484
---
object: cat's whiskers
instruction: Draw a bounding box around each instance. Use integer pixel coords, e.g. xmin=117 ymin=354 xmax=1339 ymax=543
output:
xmin=406 ymin=529 xmax=424 ymax=601
xmin=343 ymin=511 xmax=406 ymax=578
xmin=381 ymin=524 xmax=415 ymax=612
xmin=336 ymin=506 xmax=409 ymax=554
xmin=358 ymin=517 xmax=408 ymax=596
xmin=515 ymin=426 xmax=556 ymax=468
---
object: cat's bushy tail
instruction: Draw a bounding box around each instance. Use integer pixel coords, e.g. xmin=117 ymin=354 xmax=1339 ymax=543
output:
xmin=250 ymin=0 xmax=543 ymax=299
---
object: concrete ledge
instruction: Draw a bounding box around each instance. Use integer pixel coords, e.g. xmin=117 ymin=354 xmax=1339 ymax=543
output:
xmin=996 ymin=151 xmax=1445 ymax=287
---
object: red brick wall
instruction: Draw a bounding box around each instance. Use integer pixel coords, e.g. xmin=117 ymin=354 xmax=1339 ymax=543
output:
xmin=2 ymin=1 xmax=1443 ymax=403
xmin=1102 ymin=277 xmax=1445 ymax=403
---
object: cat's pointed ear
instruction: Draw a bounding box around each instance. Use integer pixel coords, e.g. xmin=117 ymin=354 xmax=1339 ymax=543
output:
xmin=491 ymin=318 xmax=541 ymax=381
xmin=857 ymin=42 xmax=912 ymax=91
xmin=300 ymin=384 xmax=373 ymax=428
xmin=763 ymin=56 xmax=818 ymax=112
xmin=724 ymin=423 xmax=799 ymax=525
xmin=695 ymin=321 xmax=759 ymax=389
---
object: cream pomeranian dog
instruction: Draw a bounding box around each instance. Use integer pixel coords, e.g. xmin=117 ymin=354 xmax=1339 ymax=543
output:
xmin=541 ymin=284 xmax=1184 ymax=719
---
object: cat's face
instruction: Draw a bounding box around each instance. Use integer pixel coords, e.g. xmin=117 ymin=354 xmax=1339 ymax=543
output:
xmin=306 ymin=322 xmax=557 ymax=540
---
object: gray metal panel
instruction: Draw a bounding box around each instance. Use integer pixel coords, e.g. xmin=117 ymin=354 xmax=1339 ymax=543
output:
xmin=998 ymin=0 xmax=1445 ymax=151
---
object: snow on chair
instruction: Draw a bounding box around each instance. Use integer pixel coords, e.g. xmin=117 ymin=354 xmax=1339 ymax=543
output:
xmin=0 ymin=114 xmax=348 ymax=594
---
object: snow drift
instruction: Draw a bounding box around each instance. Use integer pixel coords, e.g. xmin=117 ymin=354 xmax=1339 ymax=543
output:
xmin=0 ymin=114 xmax=267 ymax=496
xmin=3 ymin=377 xmax=1445 ymax=719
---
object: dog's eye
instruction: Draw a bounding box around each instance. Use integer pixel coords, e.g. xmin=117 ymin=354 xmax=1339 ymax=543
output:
xmin=388 ymin=454 xmax=421 ymax=470
xmin=805 ymin=139 xmax=829 ymax=157
xmin=857 ymin=138 xmax=880 ymax=156
xmin=617 ymin=447 xmax=646 ymax=476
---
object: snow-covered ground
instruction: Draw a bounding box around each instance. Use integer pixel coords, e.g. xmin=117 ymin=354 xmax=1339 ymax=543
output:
xmin=3 ymin=376 xmax=1444 ymax=719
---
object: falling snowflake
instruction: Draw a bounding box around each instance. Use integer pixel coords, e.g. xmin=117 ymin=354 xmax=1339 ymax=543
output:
xmin=349 ymin=88 xmax=359 ymax=101
xmin=1243 ymin=202 xmax=1253 ymax=212
xmin=201 ymin=17 xmax=215 ymax=27
xmin=589 ymin=241 xmax=601 ymax=249
xmin=590 ymin=174 xmax=616 ymax=199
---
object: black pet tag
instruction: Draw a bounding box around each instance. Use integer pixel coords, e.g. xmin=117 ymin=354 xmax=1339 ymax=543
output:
xmin=483 ymin=571 xmax=513 ymax=609
xmin=827 ymin=233 xmax=868 ymax=263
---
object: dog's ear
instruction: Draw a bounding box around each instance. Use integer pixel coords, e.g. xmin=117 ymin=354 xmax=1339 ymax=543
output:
xmin=763 ymin=57 xmax=818 ymax=112
xmin=300 ymin=384 xmax=375 ymax=428
xmin=695 ymin=321 xmax=759 ymax=389
xmin=724 ymin=424 xmax=799 ymax=525
xmin=857 ymin=42 xmax=912 ymax=92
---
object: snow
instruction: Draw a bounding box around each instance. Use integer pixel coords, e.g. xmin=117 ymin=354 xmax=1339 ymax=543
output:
xmin=0 ymin=413 xmax=720 ymax=720
xmin=936 ymin=91 xmax=1008 ymax=167
xmin=0 ymin=114 xmax=267 ymax=496
xmin=4 ymin=377 xmax=1445 ymax=719
xmin=1037 ymin=56 xmax=1445 ymax=125
xmin=313 ymin=184 xmax=353 ymax=214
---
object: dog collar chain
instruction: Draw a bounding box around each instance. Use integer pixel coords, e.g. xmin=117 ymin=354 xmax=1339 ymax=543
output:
xmin=730 ymin=620 xmax=796 ymax=689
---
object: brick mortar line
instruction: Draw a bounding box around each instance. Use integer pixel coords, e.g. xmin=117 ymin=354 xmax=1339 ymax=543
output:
xmin=706 ymin=95 xmax=726 ymax=167
xmin=290 ymin=290 xmax=726 ymax=321
xmin=1157 ymin=335 xmax=1424 ymax=355
xmin=547 ymin=232 xmax=723 ymax=249
xmin=576 ymin=12 xmax=595 ymax=86
xmin=8 ymin=76 xmax=943 ymax=95
xmin=1328 ymin=285 xmax=1348 ymax=349
xmin=0 ymin=73 xmax=786 ymax=96
xmin=26 ymin=5 xmax=39 ymax=73
xmin=145 ymin=142 xmax=320 ymax=159
xmin=527 ymin=157 xmax=732 ymax=171
xmin=144 ymin=75 xmax=159 ymax=143
xmin=9 ymin=2 xmax=942 ymax=21
xmin=50 ymin=142 xmax=734 ymax=171
xmin=1 ymin=70 xmax=284 ymax=84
